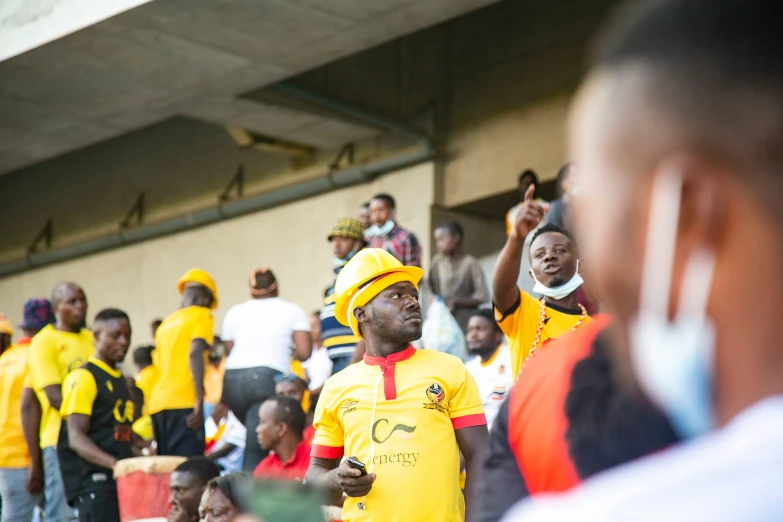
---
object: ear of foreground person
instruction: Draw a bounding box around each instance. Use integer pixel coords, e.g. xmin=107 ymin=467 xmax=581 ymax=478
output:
xmin=502 ymin=0 xmax=783 ymax=520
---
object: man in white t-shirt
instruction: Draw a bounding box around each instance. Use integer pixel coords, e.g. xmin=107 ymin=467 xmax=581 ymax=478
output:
xmin=464 ymin=309 xmax=512 ymax=429
xmin=220 ymin=268 xmax=311 ymax=471
xmin=503 ymin=0 xmax=783 ymax=520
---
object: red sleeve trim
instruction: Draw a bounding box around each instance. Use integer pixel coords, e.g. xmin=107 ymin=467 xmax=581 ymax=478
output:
xmin=452 ymin=413 xmax=488 ymax=430
xmin=311 ymin=444 xmax=344 ymax=459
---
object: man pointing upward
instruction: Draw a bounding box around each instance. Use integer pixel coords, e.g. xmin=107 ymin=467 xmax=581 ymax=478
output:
xmin=306 ymin=248 xmax=488 ymax=522
xmin=494 ymin=184 xmax=592 ymax=377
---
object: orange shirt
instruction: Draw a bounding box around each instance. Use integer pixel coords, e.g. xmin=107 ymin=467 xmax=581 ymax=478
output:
xmin=509 ymin=315 xmax=610 ymax=494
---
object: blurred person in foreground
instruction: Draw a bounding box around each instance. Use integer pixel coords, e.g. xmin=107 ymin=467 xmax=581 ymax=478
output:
xmin=366 ymin=193 xmax=422 ymax=268
xmin=253 ymin=396 xmax=310 ymax=481
xmin=0 ymin=302 xmax=53 ymax=522
xmin=220 ymin=268 xmax=311 ymax=471
xmin=199 ymin=473 xmax=253 ymax=522
xmin=58 ymin=308 xmax=136 ymax=522
xmin=463 ymin=309 xmax=511 ymax=429
xmin=168 ymin=457 xmax=221 ymax=522
xmin=28 ymin=282 xmax=92 ymax=522
xmin=150 ymin=269 xmax=217 ymax=458
xmin=306 ymin=248 xmax=488 ymax=522
xmin=430 ymin=221 xmax=490 ymax=333
xmin=494 ymin=215 xmax=592 ymax=378
xmin=480 ymin=317 xmax=678 ymax=522
xmin=321 ymin=218 xmax=365 ymax=374
xmin=504 ymin=0 xmax=783 ymax=520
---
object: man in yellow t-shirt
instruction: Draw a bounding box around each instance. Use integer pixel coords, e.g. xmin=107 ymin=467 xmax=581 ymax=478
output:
xmin=132 ymin=345 xmax=157 ymax=441
xmin=1 ymin=300 xmax=55 ymax=522
xmin=27 ymin=283 xmax=93 ymax=522
xmin=494 ymin=185 xmax=592 ymax=377
xmin=307 ymin=249 xmax=489 ymax=522
xmin=149 ymin=268 xmax=217 ymax=457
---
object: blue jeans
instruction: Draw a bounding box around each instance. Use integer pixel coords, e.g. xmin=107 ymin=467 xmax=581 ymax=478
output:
xmin=42 ymin=447 xmax=75 ymax=522
xmin=0 ymin=467 xmax=41 ymax=522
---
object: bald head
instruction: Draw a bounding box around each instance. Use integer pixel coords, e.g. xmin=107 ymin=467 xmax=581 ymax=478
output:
xmin=51 ymin=282 xmax=87 ymax=332
xmin=588 ymin=0 xmax=783 ymax=218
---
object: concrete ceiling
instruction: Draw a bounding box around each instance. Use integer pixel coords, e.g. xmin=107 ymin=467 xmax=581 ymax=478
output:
xmin=0 ymin=0 xmax=500 ymax=176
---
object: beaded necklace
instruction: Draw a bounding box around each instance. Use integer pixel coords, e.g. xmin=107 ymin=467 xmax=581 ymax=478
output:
xmin=519 ymin=297 xmax=587 ymax=375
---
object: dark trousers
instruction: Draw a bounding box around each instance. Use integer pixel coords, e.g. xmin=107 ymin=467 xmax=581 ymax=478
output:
xmin=222 ymin=366 xmax=281 ymax=471
xmin=77 ymin=478 xmax=119 ymax=522
xmin=152 ymin=409 xmax=205 ymax=458
xmin=330 ymin=355 xmax=352 ymax=375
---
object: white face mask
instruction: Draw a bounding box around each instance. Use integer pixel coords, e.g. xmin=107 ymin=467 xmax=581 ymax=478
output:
xmin=366 ymin=220 xmax=395 ymax=237
xmin=531 ymin=260 xmax=584 ymax=300
xmin=629 ymin=169 xmax=716 ymax=439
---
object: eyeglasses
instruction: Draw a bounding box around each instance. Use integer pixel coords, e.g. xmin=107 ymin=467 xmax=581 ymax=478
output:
xmin=274 ymin=374 xmax=300 ymax=383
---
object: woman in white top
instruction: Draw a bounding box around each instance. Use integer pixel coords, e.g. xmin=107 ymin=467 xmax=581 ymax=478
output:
xmin=220 ymin=268 xmax=311 ymax=471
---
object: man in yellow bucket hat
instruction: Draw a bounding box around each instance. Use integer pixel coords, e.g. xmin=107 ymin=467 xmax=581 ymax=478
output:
xmin=148 ymin=268 xmax=217 ymax=457
xmin=306 ymin=248 xmax=489 ymax=522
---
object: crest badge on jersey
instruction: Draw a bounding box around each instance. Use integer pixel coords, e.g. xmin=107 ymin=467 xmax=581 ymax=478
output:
xmin=423 ymin=383 xmax=447 ymax=414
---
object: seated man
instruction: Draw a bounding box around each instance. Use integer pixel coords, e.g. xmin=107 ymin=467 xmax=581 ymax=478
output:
xmin=167 ymin=456 xmax=221 ymax=522
xmin=253 ymin=396 xmax=310 ymax=482
xmin=59 ymin=308 xmax=136 ymax=522
xmin=275 ymin=374 xmax=314 ymax=444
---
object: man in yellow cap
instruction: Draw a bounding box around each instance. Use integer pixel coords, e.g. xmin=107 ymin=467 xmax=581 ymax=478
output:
xmin=306 ymin=249 xmax=489 ymax=522
xmin=320 ymin=217 xmax=366 ymax=375
xmin=148 ymin=268 xmax=217 ymax=457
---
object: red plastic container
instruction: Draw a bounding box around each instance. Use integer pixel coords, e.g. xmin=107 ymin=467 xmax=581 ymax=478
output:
xmin=114 ymin=456 xmax=185 ymax=521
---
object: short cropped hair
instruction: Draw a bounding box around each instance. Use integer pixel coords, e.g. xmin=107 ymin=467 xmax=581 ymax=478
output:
xmin=371 ymin=193 xmax=396 ymax=209
xmin=173 ymin=456 xmax=221 ymax=485
xmin=436 ymin=221 xmax=464 ymax=241
xmin=133 ymin=345 xmax=154 ymax=367
xmin=530 ymin=223 xmax=575 ymax=249
xmin=518 ymin=169 xmax=539 ymax=188
xmin=594 ymin=0 xmax=783 ymax=218
xmin=94 ymin=308 xmax=129 ymax=324
xmin=468 ymin=308 xmax=502 ymax=334
xmin=266 ymin=396 xmax=306 ymax=438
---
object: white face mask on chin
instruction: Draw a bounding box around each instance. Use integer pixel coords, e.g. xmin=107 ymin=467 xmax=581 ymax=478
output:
xmin=629 ymin=169 xmax=717 ymax=439
xmin=531 ymin=260 xmax=584 ymax=301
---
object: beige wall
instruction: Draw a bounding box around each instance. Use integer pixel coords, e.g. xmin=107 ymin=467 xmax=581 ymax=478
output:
xmin=0 ymin=163 xmax=433 ymax=359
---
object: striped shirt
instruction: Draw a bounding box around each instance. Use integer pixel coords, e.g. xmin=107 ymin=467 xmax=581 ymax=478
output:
xmin=320 ymin=266 xmax=361 ymax=360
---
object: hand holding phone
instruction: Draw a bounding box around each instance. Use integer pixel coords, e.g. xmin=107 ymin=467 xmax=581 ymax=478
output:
xmin=336 ymin=457 xmax=375 ymax=497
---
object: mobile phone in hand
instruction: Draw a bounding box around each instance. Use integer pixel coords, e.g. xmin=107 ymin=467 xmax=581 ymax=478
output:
xmin=345 ymin=456 xmax=367 ymax=475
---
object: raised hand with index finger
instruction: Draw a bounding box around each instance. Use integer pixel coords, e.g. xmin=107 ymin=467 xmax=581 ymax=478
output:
xmin=512 ymin=184 xmax=547 ymax=240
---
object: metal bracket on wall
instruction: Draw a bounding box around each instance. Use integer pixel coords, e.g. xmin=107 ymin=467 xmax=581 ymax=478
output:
xmin=120 ymin=193 xmax=146 ymax=229
xmin=219 ymin=165 xmax=245 ymax=203
xmin=27 ymin=219 xmax=53 ymax=255
xmin=330 ymin=143 xmax=355 ymax=172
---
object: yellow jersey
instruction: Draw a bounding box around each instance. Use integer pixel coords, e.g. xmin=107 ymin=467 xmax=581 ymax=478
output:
xmin=204 ymin=357 xmax=225 ymax=406
xmin=149 ymin=306 xmax=213 ymax=414
xmin=27 ymin=325 xmax=95 ymax=448
xmin=135 ymin=365 xmax=159 ymax=416
xmin=312 ymin=346 xmax=486 ymax=522
xmin=495 ymin=290 xmax=591 ymax=377
xmin=0 ymin=339 xmax=33 ymax=467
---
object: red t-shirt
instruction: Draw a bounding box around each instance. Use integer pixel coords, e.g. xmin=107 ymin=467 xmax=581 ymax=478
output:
xmin=303 ymin=424 xmax=315 ymax=446
xmin=253 ymin=440 xmax=311 ymax=482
